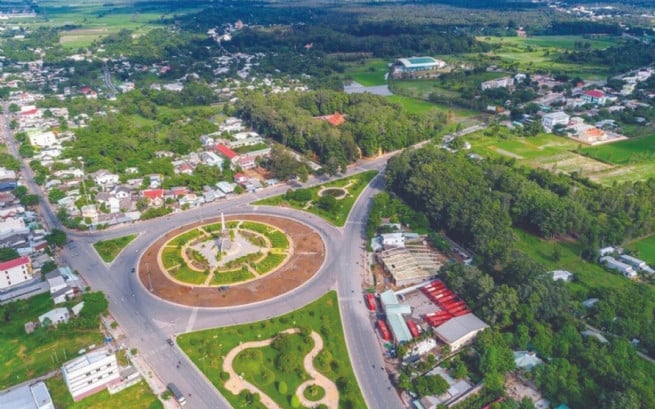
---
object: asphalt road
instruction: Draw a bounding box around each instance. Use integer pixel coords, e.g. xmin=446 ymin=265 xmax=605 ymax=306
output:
xmin=2 ymin=99 xmax=407 ymax=408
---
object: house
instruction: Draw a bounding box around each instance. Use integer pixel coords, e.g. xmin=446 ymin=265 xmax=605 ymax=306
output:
xmin=234 ymin=173 xmax=248 ymax=184
xmin=381 ymin=233 xmax=405 ymax=249
xmin=434 ymin=313 xmax=489 ymax=351
xmin=219 ymin=117 xmax=244 ymax=133
xmin=600 ymin=256 xmax=637 ymax=279
xmin=514 ymin=351 xmax=543 ymax=371
xmin=142 ymin=189 xmax=165 ymax=203
xmin=28 ymin=131 xmax=57 ymax=148
xmin=215 ymin=144 xmax=240 ymax=164
xmin=0 ymin=256 xmax=33 ymax=290
xmin=147 ymin=174 xmax=162 ymax=189
xmin=314 ymin=112 xmax=346 ymax=127
xmin=0 ymin=381 xmax=55 ymax=409
xmin=550 ymin=270 xmax=573 ymax=282
xmin=200 ymin=151 xmax=224 ymax=168
xmin=93 ymin=171 xmax=119 ymax=188
xmin=216 ymin=181 xmax=236 ymax=194
xmin=542 ymin=111 xmax=570 ymax=133
xmin=80 ymin=205 xmax=99 ymax=223
xmin=582 ymin=90 xmax=607 ymax=105
xmin=39 ymin=307 xmax=70 ymax=326
xmin=237 ymin=156 xmax=256 ymax=170
xmin=481 ymin=77 xmax=514 ymax=90
xmin=62 ymin=347 xmax=120 ymax=401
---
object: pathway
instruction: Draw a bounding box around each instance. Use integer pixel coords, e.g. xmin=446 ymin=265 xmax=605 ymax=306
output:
xmin=222 ymin=329 xmax=339 ymax=409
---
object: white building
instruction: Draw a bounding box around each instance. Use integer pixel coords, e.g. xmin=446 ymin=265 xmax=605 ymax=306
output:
xmin=39 ymin=307 xmax=70 ymax=326
xmin=93 ymin=172 xmax=120 ymax=188
xmin=0 ymin=256 xmax=33 ymax=290
xmin=600 ymin=256 xmax=637 ymax=279
xmin=550 ymin=270 xmax=574 ymax=282
xmin=28 ymin=131 xmax=58 ymax=148
xmin=0 ymin=381 xmax=55 ymax=409
xmin=381 ymin=233 xmax=405 ymax=249
xmin=619 ymin=254 xmax=654 ymax=274
xmin=481 ymin=77 xmax=514 ymax=90
xmin=434 ymin=313 xmax=489 ymax=351
xmin=62 ymin=347 xmax=120 ymax=401
xmin=542 ymin=111 xmax=570 ymax=133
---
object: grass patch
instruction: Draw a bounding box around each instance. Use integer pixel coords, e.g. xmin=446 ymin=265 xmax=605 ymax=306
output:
xmin=0 ymin=293 xmax=103 ymax=390
xmin=304 ymin=384 xmax=326 ymax=401
xmin=172 ymin=264 xmax=207 ymax=285
xmin=254 ymin=170 xmax=378 ymax=226
xmin=254 ymin=253 xmax=286 ymax=275
xmin=625 ymin=235 xmax=655 ymax=267
xmin=161 ymin=247 xmax=183 ymax=269
xmin=211 ymin=268 xmax=255 ymax=285
xmin=46 ymin=375 xmax=162 ymax=409
xmin=582 ymin=134 xmax=655 ymax=165
xmin=178 ymin=291 xmax=366 ymax=409
xmin=169 ymin=229 xmax=202 ymax=247
xmin=93 ymin=234 xmax=136 ymax=263
xmin=344 ymin=58 xmax=389 ymax=86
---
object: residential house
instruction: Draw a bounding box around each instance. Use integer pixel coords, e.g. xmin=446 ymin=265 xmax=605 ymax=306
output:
xmin=93 ymin=171 xmax=119 ymax=189
xmin=62 ymin=347 xmax=120 ymax=401
xmin=215 ymin=144 xmax=240 ymax=165
xmin=39 ymin=307 xmax=70 ymax=326
xmin=141 ymin=189 xmax=165 ymax=206
xmin=542 ymin=111 xmax=570 ymax=132
xmin=481 ymin=77 xmax=514 ymax=90
xmin=28 ymin=131 xmax=58 ymax=148
xmin=219 ymin=117 xmax=244 ymax=133
xmin=216 ymin=181 xmax=236 ymax=194
xmin=582 ymin=90 xmax=607 ymax=105
xmin=314 ymin=112 xmax=346 ymax=126
xmin=0 ymin=256 xmax=33 ymax=290
xmin=200 ymin=151 xmax=224 ymax=168
xmin=80 ymin=205 xmax=99 ymax=223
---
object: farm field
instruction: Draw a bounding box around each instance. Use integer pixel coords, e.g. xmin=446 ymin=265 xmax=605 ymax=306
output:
xmin=581 ymin=134 xmax=655 ymax=165
xmin=177 ymin=291 xmax=366 ymax=409
xmin=468 ymin=132 xmax=655 ymax=185
xmin=386 ymin=95 xmax=479 ymax=121
xmin=392 ymin=71 xmax=505 ymax=101
xmin=479 ymin=35 xmax=618 ymax=50
xmin=46 ymin=376 xmax=162 ymax=409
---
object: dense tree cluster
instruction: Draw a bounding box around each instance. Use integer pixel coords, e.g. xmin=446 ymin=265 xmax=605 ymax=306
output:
xmin=558 ymin=40 xmax=655 ymax=74
xmin=236 ymin=90 xmax=444 ymax=174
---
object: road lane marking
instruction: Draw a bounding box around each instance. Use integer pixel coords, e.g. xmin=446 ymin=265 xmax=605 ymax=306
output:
xmin=186 ymin=307 xmax=199 ymax=332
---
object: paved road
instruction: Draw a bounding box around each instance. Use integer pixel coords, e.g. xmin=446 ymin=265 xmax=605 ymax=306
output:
xmin=3 ymin=98 xmax=406 ymax=408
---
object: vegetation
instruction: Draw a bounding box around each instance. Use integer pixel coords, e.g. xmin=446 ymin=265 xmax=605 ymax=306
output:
xmin=93 ymin=235 xmax=137 ymax=263
xmin=0 ymin=292 xmax=106 ymax=390
xmin=178 ymin=291 xmax=366 ymax=409
xmin=582 ymin=134 xmax=655 ymax=165
xmin=46 ymin=376 xmax=163 ymax=409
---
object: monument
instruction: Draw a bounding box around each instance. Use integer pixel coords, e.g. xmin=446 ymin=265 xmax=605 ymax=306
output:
xmin=215 ymin=212 xmax=232 ymax=253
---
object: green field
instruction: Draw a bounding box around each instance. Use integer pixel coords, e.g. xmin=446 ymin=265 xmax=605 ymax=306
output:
xmin=582 ymin=134 xmax=655 ymax=165
xmin=46 ymin=376 xmax=163 ymax=409
xmin=344 ymin=59 xmax=389 ymax=86
xmin=0 ymin=294 xmax=103 ymax=390
xmin=178 ymin=291 xmax=366 ymax=409
xmin=626 ymin=235 xmax=655 ymax=266
xmin=479 ymin=35 xmax=617 ymax=51
xmin=254 ymin=170 xmax=378 ymax=226
xmin=93 ymin=234 xmax=137 ymax=263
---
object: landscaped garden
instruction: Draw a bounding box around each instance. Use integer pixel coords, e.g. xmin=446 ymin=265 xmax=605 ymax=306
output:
xmin=178 ymin=291 xmax=366 ymax=409
xmin=93 ymin=234 xmax=137 ymax=262
xmin=46 ymin=376 xmax=162 ymax=409
xmin=254 ymin=170 xmax=378 ymax=226
xmin=160 ymin=220 xmax=291 ymax=286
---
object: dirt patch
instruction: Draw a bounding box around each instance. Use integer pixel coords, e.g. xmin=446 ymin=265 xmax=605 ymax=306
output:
xmin=138 ymin=214 xmax=325 ymax=307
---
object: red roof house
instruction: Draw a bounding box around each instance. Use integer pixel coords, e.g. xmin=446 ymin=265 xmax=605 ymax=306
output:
xmin=0 ymin=256 xmax=30 ymax=271
xmin=314 ymin=112 xmax=346 ymax=127
xmin=142 ymin=189 xmax=165 ymax=200
xmin=215 ymin=144 xmax=239 ymax=161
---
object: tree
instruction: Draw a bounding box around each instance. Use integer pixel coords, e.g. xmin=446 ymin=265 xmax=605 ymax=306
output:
xmin=414 ymin=374 xmax=449 ymax=397
xmin=0 ymin=248 xmax=19 ymax=262
xmin=48 ymin=188 xmax=66 ymax=204
xmin=317 ymin=194 xmax=338 ymax=212
xmin=41 ymin=260 xmax=58 ymax=274
xmin=46 ymin=229 xmax=67 ymax=247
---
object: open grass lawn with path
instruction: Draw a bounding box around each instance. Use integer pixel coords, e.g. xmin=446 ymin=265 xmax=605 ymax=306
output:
xmin=581 ymin=134 xmax=655 ymax=165
xmin=343 ymin=59 xmax=389 ymax=86
xmin=0 ymin=294 xmax=103 ymax=390
xmin=254 ymin=170 xmax=378 ymax=226
xmin=46 ymin=376 xmax=162 ymax=409
xmin=93 ymin=234 xmax=137 ymax=263
xmin=178 ymin=291 xmax=366 ymax=409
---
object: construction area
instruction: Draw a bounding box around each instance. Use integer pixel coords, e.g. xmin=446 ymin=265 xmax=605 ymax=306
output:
xmin=377 ymin=243 xmax=447 ymax=287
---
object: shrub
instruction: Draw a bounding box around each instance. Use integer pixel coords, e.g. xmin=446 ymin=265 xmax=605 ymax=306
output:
xmin=290 ymin=395 xmax=300 ymax=408
xmin=278 ymin=381 xmax=288 ymax=394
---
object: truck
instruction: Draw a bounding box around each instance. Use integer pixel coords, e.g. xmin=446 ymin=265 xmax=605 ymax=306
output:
xmin=365 ymin=293 xmax=377 ymax=312
xmin=167 ymin=383 xmax=187 ymax=406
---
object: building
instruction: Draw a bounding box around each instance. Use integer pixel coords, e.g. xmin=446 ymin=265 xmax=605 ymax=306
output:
xmin=542 ymin=111 xmax=570 ymax=132
xmin=379 ymin=290 xmax=413 ymax=343
xmin=582 ymin=90 xmax=607 ymax=105
xmin=314 ymin=112 xmax=346 ymax=127
xmin=619 ymin=254 xmax=654 ymax=274
xmin=93 ymin=171 xmax=119 ymax=188
xmin=39 ymin=307 xmax=70 ymax=326
xmin=599 ymin=256 xmax=637 ymax=279
xmin=514 ymin=351 xmax=543 ymax=371
xmin=28 ymin=131 xmax=57 ymax=148
xmin=0 ymin=381 xmax=54 ymax=409
xmin=62 ymin=347 xmax=120 ymax=401
xmin=550 ymin=270 xmax=573 ymax=282
xmin=0 ymin=256 xmax=33 ymax=290
xmin=434 ymin=313 xmax=488 ymax=351
xmin=214 ymin=144 xmax=240 ymax=165
xmin=481 ymin=77 xmax=514 ymax=90
xmin=394 ymin=57 xmax=445 ymax=73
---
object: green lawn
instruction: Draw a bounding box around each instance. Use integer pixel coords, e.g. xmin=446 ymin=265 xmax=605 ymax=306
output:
xmin=254 ymin=170 xmax=378 ymax=226
xmin=172 ymin=264 xmax=207 ymax=285
xmin=211 ymin=269 xmax=255 ymax=284
xmin=344 ymin=59 xmax=389 ymax=86
xmin=478 ymin=35 xmax=617 ymax=50
xmin=582 ymin=134 xmax=655 ymax=165
xmin=0 ymin=294 xmax=103 ymax=390
xmin=46 ymin=376 xmax=162 ymax=409
xmin=93 ymin=234 xmax=137 ymax=263
xmin=178 ymin=291 xmax=366 ymax=409
xmin=626 ymin=235 xmax=655 ymax=266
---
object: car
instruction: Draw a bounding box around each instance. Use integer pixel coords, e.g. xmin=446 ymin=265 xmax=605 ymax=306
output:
xmin=167 ymin=338 xmax=174 ymax=346
xmin=131 ymin=267 xmax=136 ymax=273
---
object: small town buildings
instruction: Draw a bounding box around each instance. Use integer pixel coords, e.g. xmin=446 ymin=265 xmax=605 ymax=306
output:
xmin=0 ymin=256 xmax=33 ymax=290
xmin=434 ymin=313 xmax=489 ymax=351
xmin=582 ymin=89 xmax=607 ymax=105
xmin=600 ymin=256 xmax=637 ymax=279
xmin=0 ymin=381 xmax=55 ymax=409
xmin=62 ymin=347 xmax=120 ymax=401
xmin=542 ymin=111 xmax=570 ymax=132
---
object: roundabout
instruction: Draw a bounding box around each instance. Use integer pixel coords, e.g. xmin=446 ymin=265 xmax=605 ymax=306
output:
xmin=137 ymin=214 xmax=325 ymax=307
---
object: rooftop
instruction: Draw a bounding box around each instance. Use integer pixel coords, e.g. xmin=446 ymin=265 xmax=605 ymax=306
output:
xmin=63 ymin=347 xmax=114 ymax=374
xmin=0 ymin=256 xmax=30 ymax=270
xmin=434 ymin=313 xmax=488 ymax=344
xmin=0 ymin=381 xmax=54 ymax=409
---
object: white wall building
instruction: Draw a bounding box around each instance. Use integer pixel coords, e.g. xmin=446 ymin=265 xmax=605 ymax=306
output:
xmin=542 ymin=111 xmax=570 ymax=132
xmin=62 ymin=347 xmax=120 ymax=401
xmin=0 ymin=381 xmax=55 ymax=409
xmin=39 ymin=307 xmax=70 ymax=326
xmin=0 ymin=256 xmax=33 ymax=290
xmin=28 ymin=131 xmax=58 ymax=148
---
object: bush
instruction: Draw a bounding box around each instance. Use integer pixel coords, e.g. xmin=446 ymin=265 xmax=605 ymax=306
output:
xmin=220 ymin=371 xmax=230 ymax=380
xmin=290 ymin=395 xmax=300 ymax=408
xmin=278 ymin=380 xmax=288 ymax=394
